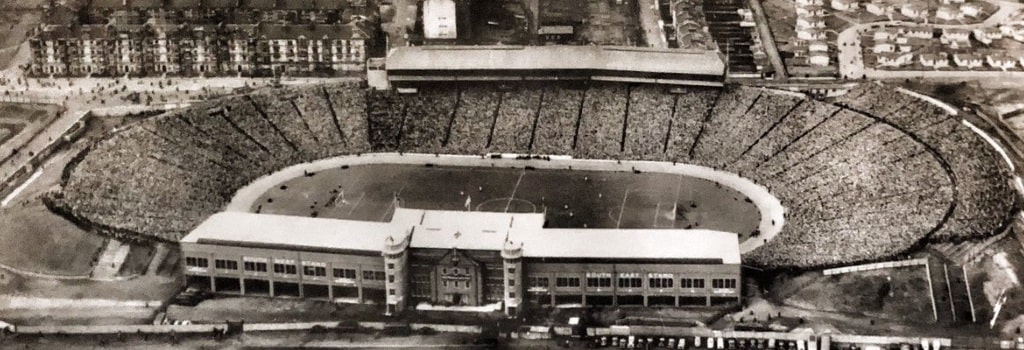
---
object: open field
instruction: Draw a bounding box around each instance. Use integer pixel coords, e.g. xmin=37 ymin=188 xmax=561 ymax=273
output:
xmin=784 ymin=266 xmax=935 ymax=323
xmin=167 ymin=297 xmax=378 ymax=324
xmin=0 ymin=202 xmax=105 ymax=276
xmin=761 ymin=0 xmax=795 ymax=51
xmin=0 ymin=11 xmax=40 ymax=69
xmin=0 ymin=122 xmax=24 ymax=144
xmin=252 ymin=164 xmax=762 ymax=238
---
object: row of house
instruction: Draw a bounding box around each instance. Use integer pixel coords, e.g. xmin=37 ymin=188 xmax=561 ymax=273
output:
xmin=29 ymin=0 xmax=375 ymax=77
xmin=82 ymin=0 xmax=363 ymax=25
xmin=860 ymin=0 xmax=983 ymax=21
xmin=30 ymin=23 xmax=370 ymax=77
xmin=794 ymin=0 xmax=830 ymax=67
xmin=662 ymin=0 xmax=717 ymax=50
xmin=876 ymin=49 xmax=1020 ymax=71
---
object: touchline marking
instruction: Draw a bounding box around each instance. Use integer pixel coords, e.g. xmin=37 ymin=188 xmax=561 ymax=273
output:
xmin=654 ymin=202 xmax=662 ymax=227
xmin=504 ymin=170 xmax=526 ymax=213
xmin=616 ymin=189 xmax=631 ymax=229
xmin=347 ymin=192 xmax=366 ymax=216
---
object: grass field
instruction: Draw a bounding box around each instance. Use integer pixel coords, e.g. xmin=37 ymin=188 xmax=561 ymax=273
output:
xmin=252 ymin=164 xmax=761 ymax=238
xmin=0 ymin=202 xmax=106 ymax=276
xmin=0 ymin=102 xmax=63 ymax=153
xmin=784 ymin=267 xmax=935 ymax=323
xmin=0 ymin=122 xmax=19 ymax=144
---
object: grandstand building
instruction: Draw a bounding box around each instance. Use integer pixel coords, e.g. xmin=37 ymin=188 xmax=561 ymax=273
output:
xmin=180 ymin=209 xmax=742 ymax=315
xmin=384 ymin=46 xmax=727 ymax=87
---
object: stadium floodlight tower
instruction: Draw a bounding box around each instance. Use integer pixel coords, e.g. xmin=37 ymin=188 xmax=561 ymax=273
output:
xmin=383 ymin=231 xmax=411 ymax=316
xmin=501 ymin=239 xmax=524 ymax=316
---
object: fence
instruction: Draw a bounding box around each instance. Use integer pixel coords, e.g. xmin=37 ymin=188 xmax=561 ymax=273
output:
xmin=822 ymin=258 xmax=928 ymax=276
xmin=17 ymin=321 xmax=1021 ymax=350
xmin=11 ymin=321 xmax=476 ymax=336
xmin=0 ymin=95 xmax=62 ymax=105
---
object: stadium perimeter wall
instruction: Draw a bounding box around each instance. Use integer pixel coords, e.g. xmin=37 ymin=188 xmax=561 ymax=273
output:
xmin=226 ymin=153 xmax=786 ymax=255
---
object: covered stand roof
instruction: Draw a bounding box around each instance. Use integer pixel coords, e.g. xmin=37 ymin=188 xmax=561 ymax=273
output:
xmin=184 ymin=208 xmax=741 ymax=264
xmin=181 ymin=212 xmax=400 ymax=254
xmin=386 ymin=45 xmax=726 ymax=77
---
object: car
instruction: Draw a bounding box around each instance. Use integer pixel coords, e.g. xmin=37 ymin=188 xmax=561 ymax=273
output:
xmin=172 ymin=287 xmax=212 ymax=306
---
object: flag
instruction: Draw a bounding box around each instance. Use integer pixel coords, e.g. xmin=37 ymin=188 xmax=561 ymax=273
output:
xmin=464 ymin=196 xmax=472 ymax=211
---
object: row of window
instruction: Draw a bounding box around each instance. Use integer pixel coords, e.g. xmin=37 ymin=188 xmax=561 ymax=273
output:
xmin=185 ymin=256 xmax=385 ymax=281
xmin=528 ymin=276 xmax=737 ymax=289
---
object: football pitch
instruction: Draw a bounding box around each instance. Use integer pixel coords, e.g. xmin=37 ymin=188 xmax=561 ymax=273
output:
xmin=251 ymin=164 xmax=761 ymax=239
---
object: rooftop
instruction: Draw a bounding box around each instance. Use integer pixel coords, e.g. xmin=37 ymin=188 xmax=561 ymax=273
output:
xmin=392 ymin=208 xmax=545 ymax=251
xmin=184 ymin=209 xmax=741 ymax=264
xmin=386 ymin=46 xmax=726 ymax=76
xmin=180 ymin=212 xmax=401 ymax=253
xmin=514 ymin=228 xmax=739 ymax=263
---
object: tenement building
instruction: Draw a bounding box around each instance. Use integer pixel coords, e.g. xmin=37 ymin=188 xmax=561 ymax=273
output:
xmin=29 ymin=0 xmax=371 ymax=77
xmin=180 ymin=208 xmax=742 ymax=316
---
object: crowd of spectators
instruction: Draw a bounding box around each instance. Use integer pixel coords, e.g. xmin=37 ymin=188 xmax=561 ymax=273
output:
xmin=664 ymin=88 xmax=719 ymax=162
xmin=623 ymin=85 xmax=674 ymax=160
xmin=532 ymin=87 xmax=583 ymax=156
xmin=490 ymin=86 xmax=542 ymax=153
xmin=576 ymin=84 xmax=628 ymax=159
xmin=53 ymin=81 xmax=1017 ymax=269
xmin=399 ymin=88 xmax=458 ymax=153
xmin=446 ymin=89 xmax=498 ymax=154
xmin=835 ymin=84 xmax=1017 ymax=243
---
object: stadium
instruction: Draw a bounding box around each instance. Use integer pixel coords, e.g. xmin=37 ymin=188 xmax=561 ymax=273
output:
xmin=47 ymin=80 xmax=1018 ymax=290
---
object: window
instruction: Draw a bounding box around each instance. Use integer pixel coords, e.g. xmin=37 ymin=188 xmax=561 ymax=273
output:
xmin=528 ymin=277 xmax=549 ymax=288
xmin=681 ymin=278 xmax=705 ymax=289
xmin=363 ymin=270 xmax=385 ymax=281
xmin=555 ymin=277 xmax=580 ymax=288
xmin=333 ymin=268 xmax=357 ymax=279
xmin=304 ymin=266 xmax=327 ymax=277
xmin=243 ymin=261 xmax=267 ymax=272
xmin=387 ymin=263 xmax=395 ymax=270
xmin=388 ymin=289 xmax=395 ymax=296
xmin=508 ymin=279 xmax=516 ymax=287
xmin=586 ymin=277 xmax=612 ymax=288
xmin=618 ymin=277 xmax=642 ymax=288
xmin=712 ymin=278 xmax=737 ymax=289
xmin=388 ymin=275 xmax=395 ymax=283
xmin=214 ymin=259 xmax=238 ymax=270
xmin=274 ymin=263 xmax=297 ymax=275
xmin=509 ymin=292 xmax=516 ymax=298
xmin=185 ymin=257 xmax=208 ymax=268
xmin=649 ymin=278 xmax=673 ymax=289
xmin=507 ymin=267 xmax=516 ymax=274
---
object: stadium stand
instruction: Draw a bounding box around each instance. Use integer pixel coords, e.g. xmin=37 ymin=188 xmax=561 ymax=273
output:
xmin=52 ymin=82 xmax=1017 ymax=269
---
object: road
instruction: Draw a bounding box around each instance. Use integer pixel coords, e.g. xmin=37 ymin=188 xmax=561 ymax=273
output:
xmin=748 ymin=0 xmax=788 ymax=78
xmin=638 ymin=0 xmax=668 ymax=48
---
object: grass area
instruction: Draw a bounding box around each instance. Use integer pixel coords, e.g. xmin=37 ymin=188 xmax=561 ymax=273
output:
xmin=0 ymin=269 xmax=179 ymax=300
xmin=760 ymin=0 xmax=796 ymax=49
xmin=156 ymin=247 xmax=182 ymax=277
xmin=117 ymin=243 xmax=156 ymax=277
xmin=167 ymin=297 xmax=385 ymax=323
xmin=0 ymin=103 xmax=62 ymax=123
xmin=254 ymin=164 xmax=761 ymax=239
xmin=785 ymin=267 xmax=934 ymax=323
xmin=0 ymin=11 xmax=41 ymax=69
xmin=0 ymin=202 xmax=105 ymax=276
xmin=0 ymin=122 xmax=24 ymax=144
